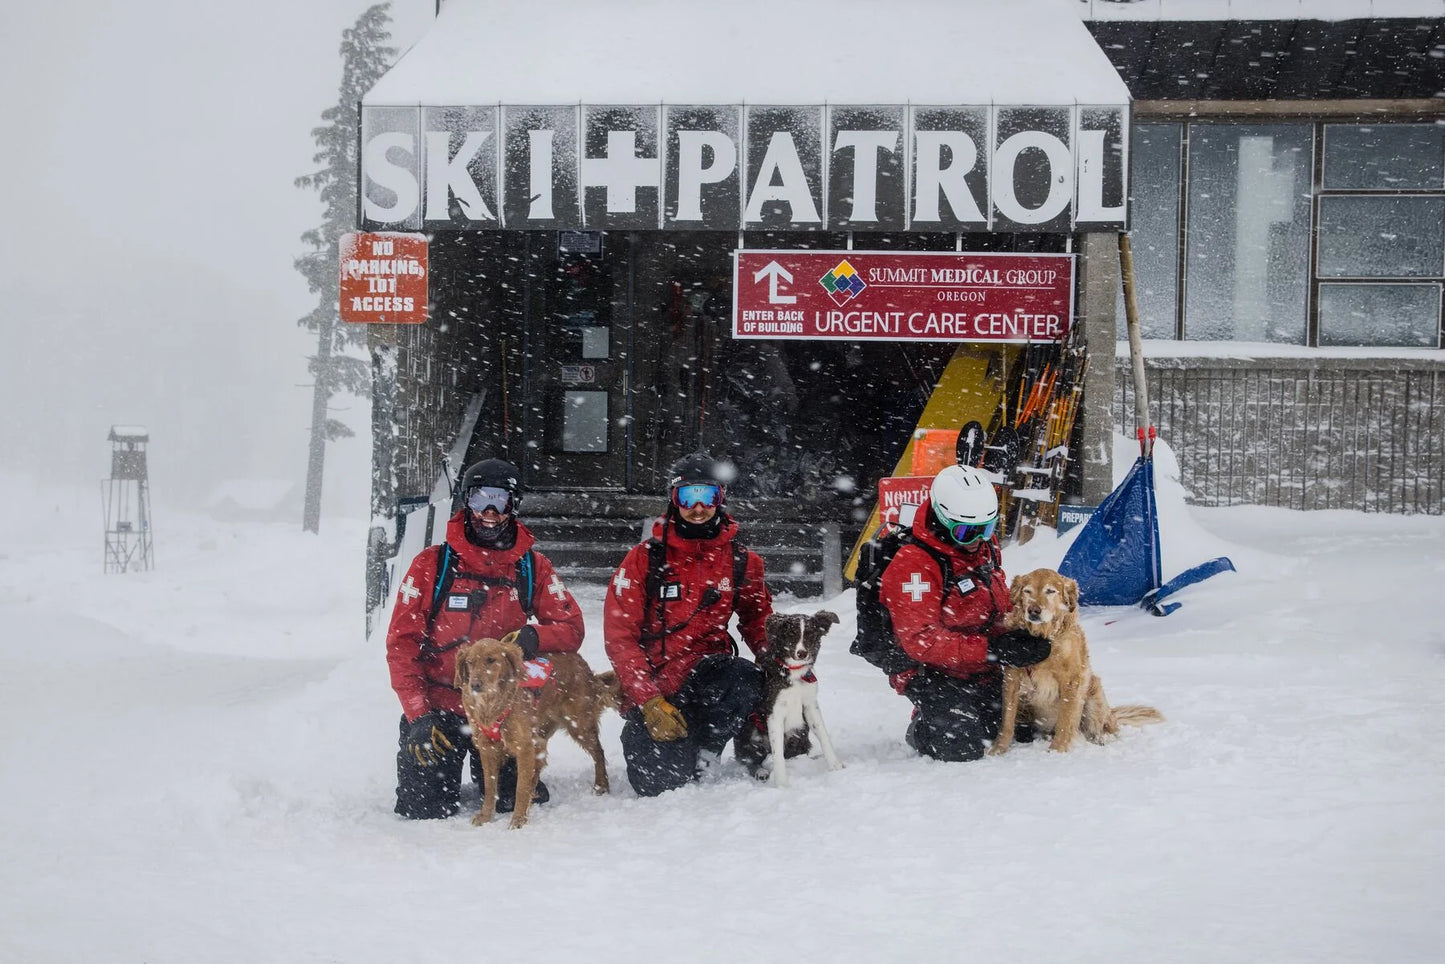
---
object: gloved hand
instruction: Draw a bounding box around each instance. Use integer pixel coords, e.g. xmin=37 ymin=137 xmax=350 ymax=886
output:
xmin=512 ymin=625 xmax=540 ymax=661
xmin=404 ymin=712 xmax=455 ymax=767
xmin=988 ymin=628 xmax=1052 ymax=667
xmin=639 ymin=696 xmax=689 ymax=742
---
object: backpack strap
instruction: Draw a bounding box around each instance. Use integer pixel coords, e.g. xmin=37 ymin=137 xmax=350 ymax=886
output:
xmin=515 ymin=549 xmax=536 ymax=618
xmin=427 ymin=543 xmax=455 ymax=629
xmin=731 ymin=541 xmax=748 ymax=595
xmin=896 ymin=531 xmax=953 ymax=588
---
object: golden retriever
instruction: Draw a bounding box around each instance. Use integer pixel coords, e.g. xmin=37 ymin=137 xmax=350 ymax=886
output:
xmin=453 ymin=635 xmax=620 ymax=829
xmin=990 ymin=568 xmax=1163 ymax=755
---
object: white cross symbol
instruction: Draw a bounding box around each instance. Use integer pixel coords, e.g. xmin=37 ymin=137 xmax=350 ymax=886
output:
xmin=612 ymin=570 xmax=632 ymax=597
xmin=547 ymin=573 xmax=568 ymax=602
xmin=901 ymin=572 xmax=931 ymax=603
xmin=398 ymin=576 xmax=421 ymax=604
xmin=580 ymin=130 xmax=659 ymax=214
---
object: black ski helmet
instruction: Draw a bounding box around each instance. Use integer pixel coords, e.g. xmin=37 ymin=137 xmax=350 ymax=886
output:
xmin=667 ymin=452 xmax=735 ymax=498
xmin=457 ymin=458 xmax=522 ymax=512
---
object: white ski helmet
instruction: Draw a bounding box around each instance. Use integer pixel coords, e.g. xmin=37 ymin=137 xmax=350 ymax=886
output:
xmin=930 ymin=464 xmax=1000 ymax=545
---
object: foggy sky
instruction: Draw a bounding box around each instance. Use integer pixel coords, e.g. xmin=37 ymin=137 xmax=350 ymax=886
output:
xmin=0 ymin=0 xmax=434 ymax=520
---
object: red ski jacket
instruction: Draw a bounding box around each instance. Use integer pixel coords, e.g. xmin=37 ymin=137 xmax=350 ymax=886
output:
xmin=604 ymin=514 xmax=772 ymax=711
xmin=385 ymin=512 xmax=584 ymax=721
xmin=880 ymin=497 xmax=1010 ymax=688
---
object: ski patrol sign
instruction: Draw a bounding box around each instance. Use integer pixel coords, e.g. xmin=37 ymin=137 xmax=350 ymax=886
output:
xmin=340 ymin=232 xmax=429 ymax=325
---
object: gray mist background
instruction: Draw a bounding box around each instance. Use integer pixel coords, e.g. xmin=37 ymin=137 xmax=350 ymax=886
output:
xmin=0 ymin=1 xmax=433 ymax=520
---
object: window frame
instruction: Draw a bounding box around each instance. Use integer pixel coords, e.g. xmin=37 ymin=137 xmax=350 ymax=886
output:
xmin=1129 ymin=109 xmax=1445 ymax=349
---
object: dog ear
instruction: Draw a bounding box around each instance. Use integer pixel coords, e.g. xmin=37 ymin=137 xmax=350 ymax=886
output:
xmin=765 ymin=613 xmax=791 ymax=640
xmin=1062 ymin=576 xmax=1079 ymax=612
xmin=1009 ymin=575 xmax=1024 ymax=607
xmin=811 ymin=610 xmax=839 ymax=632
xmin=453 ymin=646 xmax=472 ymax=689
xmin=502 ymin=640 xmax=525 ymax=680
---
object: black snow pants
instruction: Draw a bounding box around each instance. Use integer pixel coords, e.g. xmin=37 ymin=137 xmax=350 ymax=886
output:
xmin=393 ymin=713 xmax=545 ymax=819
xmin=903 ymin=668 xmax=1005 ymax=762
xmin=621 ymin=654 xmax=763 ymax=797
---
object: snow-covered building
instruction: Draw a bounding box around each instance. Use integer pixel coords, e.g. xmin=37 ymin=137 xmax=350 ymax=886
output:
xmin=355 ymin=0 xmax=1443 ymax=610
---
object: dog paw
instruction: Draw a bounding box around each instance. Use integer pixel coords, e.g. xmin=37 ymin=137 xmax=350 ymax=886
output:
xmin=508 ymin=814 xmax=529 ymax=830
xmin=987 ymin=741 xmax=1011 ymax=756
xmin=471 ymin=812 xmax=492 ymax=827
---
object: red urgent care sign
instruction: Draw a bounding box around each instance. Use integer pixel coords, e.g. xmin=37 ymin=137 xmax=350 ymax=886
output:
xmin=339 ymin=232 xmax=428 ymax=324
xmin=732 ymin=250 xmax=1073 ymax=343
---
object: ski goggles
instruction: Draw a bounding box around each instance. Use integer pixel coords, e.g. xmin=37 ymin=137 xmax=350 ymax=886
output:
xmin=936 ymin=510 xmax=998 ymax=546
xmin=672 ymin=482 xmax=723 ymax=510
xmin=465 ymin=485 xmax=514 ymax=515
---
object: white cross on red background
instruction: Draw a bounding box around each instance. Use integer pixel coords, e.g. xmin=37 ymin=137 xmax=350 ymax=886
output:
xmin=613 ymin=570 xmax=632 ymax=596
xmin=398 ymin=576 xmax=421 ymax=604
xmin=547 ymin=573 xmax=568 ymax=601
xmin=901 ymin=572 xmax=931 ymax=603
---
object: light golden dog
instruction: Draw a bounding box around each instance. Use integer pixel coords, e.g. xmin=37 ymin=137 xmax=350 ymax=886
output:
xmin=990 ymin=568 xmax=1163 ymax=755
xmin=453 ymin=635 xmax=620 ymax=829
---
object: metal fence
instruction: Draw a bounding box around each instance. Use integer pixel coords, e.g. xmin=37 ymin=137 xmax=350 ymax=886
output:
xmin=1114 ymin=356 xmax=1444 ymax=515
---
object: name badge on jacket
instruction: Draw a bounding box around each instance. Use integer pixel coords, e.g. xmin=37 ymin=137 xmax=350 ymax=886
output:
xmin=445 ymin=594 xmax=471 ymax=611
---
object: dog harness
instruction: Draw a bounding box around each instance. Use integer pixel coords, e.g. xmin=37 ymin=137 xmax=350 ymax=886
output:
xmin=473 ymin=658 xmax=555 ymax=741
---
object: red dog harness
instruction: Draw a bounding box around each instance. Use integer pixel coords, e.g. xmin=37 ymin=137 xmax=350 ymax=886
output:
xmin=474 ymin=659 xmax=555 ymax=741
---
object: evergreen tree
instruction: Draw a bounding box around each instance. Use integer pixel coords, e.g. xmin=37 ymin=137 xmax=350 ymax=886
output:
xmin=295 ymin=3 xmax=396 ymax=533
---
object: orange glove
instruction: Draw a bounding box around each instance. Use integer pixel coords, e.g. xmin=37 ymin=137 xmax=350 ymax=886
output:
xmin=640 ymin=696 xmax=689 ymax=742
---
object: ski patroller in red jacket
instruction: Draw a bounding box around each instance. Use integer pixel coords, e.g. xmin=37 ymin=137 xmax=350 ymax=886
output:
xmin=604 ymin=514 xmax=772 ymax=711
xmin=880 ymin=497 xmax=1010 ymax=690
xmin=385 ymin=511 xmax=584 ymax=721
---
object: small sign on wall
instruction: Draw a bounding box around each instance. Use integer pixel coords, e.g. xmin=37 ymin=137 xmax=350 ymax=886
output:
xmin=560 ymin=364 xmax=597 ymax=385
xmin=1056 ymin=503 xmax=1098 ymax=533
xmin=340 ymin=232 xmax=429 ymax=324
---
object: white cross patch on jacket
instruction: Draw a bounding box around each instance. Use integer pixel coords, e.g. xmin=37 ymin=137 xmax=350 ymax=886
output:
xmin=398 ymin=576 xmax=421 ymax=604
xmin=612 ymin=570 xmax=632 ymax=597
xmin=547 ymin=573 xmax=568 ymax=601
xmin=901 ymin=572 xmax=931 ymax=603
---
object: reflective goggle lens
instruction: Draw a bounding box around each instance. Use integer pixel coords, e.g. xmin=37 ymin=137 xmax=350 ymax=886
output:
xmin=946 ymin=516 xmax=997 ymax=545
xmin=672 ymin=483 xmax=722 ymax=510
xmin=466 ymin=486 xmax=513 ymax=515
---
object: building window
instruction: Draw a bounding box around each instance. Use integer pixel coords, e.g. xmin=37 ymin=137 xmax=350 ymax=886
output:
xmin=1317 ymin=195 xmax=1445 ymax=279
xmin=561 ymin=390 xmax=608 ymax=452
xmin=1127 ymin=119 xmax=1444 ymax=348
xmin=1322 ymin=124 xmax=1445 ymax=191
xmin=1318 ymin=283 xmax=1442 ymax=347
xmin=1125 ymin=124 xmax=1182 ymax=338
xmin=1184 ymin=124 xmax=1313 ymax=344
xmin=1316 ymin=123 xmax=1444 ymax=349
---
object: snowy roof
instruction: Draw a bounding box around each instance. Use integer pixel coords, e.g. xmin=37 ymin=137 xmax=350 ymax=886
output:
xmin=1073 ymin=0 xmax=1445 ymax=21
xmin=365 ymin=0 xmax=1130 ymax=107
xmin=108 ymin=425 xmax=149 ymax=440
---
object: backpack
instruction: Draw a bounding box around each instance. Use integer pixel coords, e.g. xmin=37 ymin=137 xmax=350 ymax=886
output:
xmin=849 ymin=528 xmax=1000 ymax=676
xmin=423 ymin=542 xmax=536 ymax=651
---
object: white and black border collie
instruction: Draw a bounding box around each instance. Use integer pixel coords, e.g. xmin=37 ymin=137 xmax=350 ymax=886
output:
xmin=736 ymin=611 xmax=843 ymax=787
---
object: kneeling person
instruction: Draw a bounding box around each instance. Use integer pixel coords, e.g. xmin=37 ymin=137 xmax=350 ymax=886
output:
xmin=385 ymin=459 xmax=585 ymax=819
xmin=881 ymin=465 xmax=1050 ymax=761
xmin=604 ymin=454 xmax=772 ymax=796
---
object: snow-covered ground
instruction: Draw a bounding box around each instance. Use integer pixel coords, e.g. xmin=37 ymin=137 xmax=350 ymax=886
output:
xmin=2 ymin=453 xmax=1442 ymax=963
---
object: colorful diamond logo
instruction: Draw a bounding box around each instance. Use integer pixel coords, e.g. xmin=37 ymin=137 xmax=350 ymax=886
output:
xmin=819 ymin=260 xmax=866 ymax=306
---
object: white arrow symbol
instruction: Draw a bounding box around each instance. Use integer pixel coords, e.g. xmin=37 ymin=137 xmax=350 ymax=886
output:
xmin=753 ymin=261 xmax=796 ymax=304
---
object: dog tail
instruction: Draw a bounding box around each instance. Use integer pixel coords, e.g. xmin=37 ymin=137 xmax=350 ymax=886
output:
xmin=1112 ymin=704 xmax=1165 ymax=726
xmin=593 ymin=671 xmax=622 ymax=714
